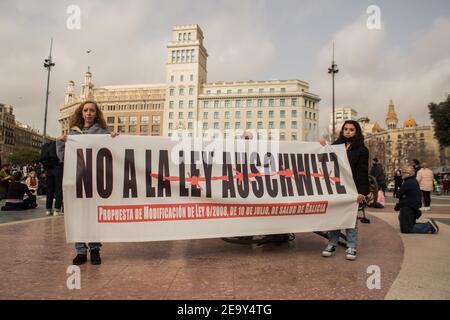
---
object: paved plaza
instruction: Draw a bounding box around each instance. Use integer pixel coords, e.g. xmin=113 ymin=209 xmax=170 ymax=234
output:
xmin=0 ymin=195 xmax=449 ymax=300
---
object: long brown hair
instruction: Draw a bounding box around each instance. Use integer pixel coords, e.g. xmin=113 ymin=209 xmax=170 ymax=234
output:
xmin=69 ymin=100 xmax=107 ymax=129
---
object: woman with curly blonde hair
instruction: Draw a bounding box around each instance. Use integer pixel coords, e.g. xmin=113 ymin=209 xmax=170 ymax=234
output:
xmin=57 ymin=100 xmax=118 ymax=265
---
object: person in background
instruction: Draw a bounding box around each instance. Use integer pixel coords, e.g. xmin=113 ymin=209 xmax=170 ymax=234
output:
xmin=412 ymin=159 xmax=421 ymax=178
xmin=393 ymin=169 xmax=403 ymax=197
xmin=370 ymin=158 xmax=386 ymax=193
xmin=57 ymin=100 xmax=119 ymax=266
xmin=25 ymin=171 xmax=39 ymax=194
xmin=416 ymin=162 xmax=434 ymax=211
xmin=320 ymin=120 xmax=369 ymax=261
xmin=1 ymin=171 xmax=37 ymax=211
xmin=0 ymin=164 xmax=13 ymax=200
xmin=395 ymin=165 xmax=439 ymax=234
xmin=443 ymin=174 xmax=449 ymax=195
xmin=373 ymin=188 xmax=385 ymax=209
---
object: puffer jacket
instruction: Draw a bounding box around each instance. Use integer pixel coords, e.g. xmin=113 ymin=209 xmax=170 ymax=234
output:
xmin=416 ymin=168 xmax=434 ymax=192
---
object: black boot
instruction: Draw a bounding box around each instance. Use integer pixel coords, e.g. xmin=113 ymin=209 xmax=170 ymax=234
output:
xmin=73 ymin=253 xmax=87 ymax=265
xmin=90 ymin=250 xmax=101 ymax=265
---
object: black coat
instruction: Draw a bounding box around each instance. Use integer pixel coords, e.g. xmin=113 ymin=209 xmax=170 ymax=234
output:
xmin=396 ymin=176 xmax=422 ymax=210
xmin=332 ymin=140 xmax=370 ymax=195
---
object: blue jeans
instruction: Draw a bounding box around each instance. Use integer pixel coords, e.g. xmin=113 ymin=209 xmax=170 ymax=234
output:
xmin=410 ymin=222 xmax=432 ymax=233
xmin=328 ymin=222 xmax=358 ymax=249
xmin=75 ymin=242 xmax=102 ymax=254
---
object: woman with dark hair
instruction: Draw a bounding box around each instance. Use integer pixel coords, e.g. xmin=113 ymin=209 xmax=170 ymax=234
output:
xmin=1 ymin=171 xmax=37 ymax=211
xmin=57 ymin=100 xmax=118 ymax=266
xmin=320 ymin=120 xmax=369 ymax=260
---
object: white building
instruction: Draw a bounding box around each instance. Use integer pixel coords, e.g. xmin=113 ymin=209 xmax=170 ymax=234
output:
xmin=328 ymin=107 xmax=358 ymax=139
xmin=60 ymin=24 xmax=320 ymax=141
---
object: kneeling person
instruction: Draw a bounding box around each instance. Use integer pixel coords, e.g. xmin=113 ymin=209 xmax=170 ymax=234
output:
xmin=395 ymin=165 xmax=439 ymax=234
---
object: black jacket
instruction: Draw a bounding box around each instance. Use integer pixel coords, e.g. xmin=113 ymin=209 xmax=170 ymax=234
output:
xmin=332 ymin=140 xmax=370 ymax=195
xmin=370 ymin=163 xmax=386 ymax=187
xmin=396 ymin=176 xmax=422 ymax=209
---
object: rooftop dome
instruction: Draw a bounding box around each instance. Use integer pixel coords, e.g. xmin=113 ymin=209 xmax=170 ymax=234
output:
xmin=372 ymin=122 xmax=382 ymax=133
xmin=403 ymin=116 xmax=417 ymax=128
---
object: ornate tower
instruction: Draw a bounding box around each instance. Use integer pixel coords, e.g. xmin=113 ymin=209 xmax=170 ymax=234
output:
xmin=164 ymin=25 xmax=208 ymax=137
xmin=385 ymin=99 xmax=398 ymax=130
xmin=65 ymin=80 xmax=75 ymax=104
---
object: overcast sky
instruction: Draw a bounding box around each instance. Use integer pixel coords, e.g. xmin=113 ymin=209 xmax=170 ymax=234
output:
xmin=1 ymin=0 xmax=449 ymax=137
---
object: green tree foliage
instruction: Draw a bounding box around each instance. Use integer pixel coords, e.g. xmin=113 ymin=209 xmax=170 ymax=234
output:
xmin=7 ymin=148 xmax=40 ymax=165
xmin=429 ymin=95 xmax=450 ymax=147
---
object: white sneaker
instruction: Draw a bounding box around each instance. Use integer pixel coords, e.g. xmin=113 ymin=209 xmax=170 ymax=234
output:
xmin=345 ymin=248 xmax=357 ymax=261
xmin=54 ymin=210 xmax=64 ymax=216
xmin=45 ymin=210 xmax=53 ymax=216
xmin=422 ymin=207 xmax=430 ymax=211
xmin=322 ymin=245 xmax=336 ymax=257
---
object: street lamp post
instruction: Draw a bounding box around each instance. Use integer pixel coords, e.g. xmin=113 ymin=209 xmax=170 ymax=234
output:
xmin=328 ymin=42 xmax=339 ymax=141
xmin=43 ymin=38 xmax=55 ymax=144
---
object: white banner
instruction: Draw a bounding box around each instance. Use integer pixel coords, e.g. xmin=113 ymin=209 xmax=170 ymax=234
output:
xmin=63 ymin=135 xmax=358 ymax=242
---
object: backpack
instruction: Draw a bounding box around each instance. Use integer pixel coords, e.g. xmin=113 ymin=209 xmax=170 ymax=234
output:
xmin=40 ymin=141 xmax=59 ymax=169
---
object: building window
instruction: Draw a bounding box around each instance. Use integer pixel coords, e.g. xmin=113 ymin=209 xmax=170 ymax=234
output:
xmin=188 ymin=122 xmax=193 ymax=129
xmin=246 ymin=99 xmax=253 ymax=108
xmin=118 ymin=125 xmax=125 ymax=133
xmin=280 ymin=98 xmax=285 ymax=107
xmin=281 ymin=88 xmax=286 ymax=93
xmin=179 ymin=101 xmax=184 ymax=108
xmin=190 ymin=74 xmax=193 ymax=81
xmin=246 ymin=122 xmax=252 ymax=129
xmin=258 ymin=111 xmax=263 ymax=118
xmin=178 ymin=112 xmax=183 ymax=119
xmin=225 ymin=122 xmax=230 ymax=129
xmin=246 ymin=111 xmax=252 ymax=118
xmin=257 ymin=99 xmax=263 ymax=108
xmin=191 ymin=49 xmax=195 ymax=62
xmin=188 ymin=32 xmax=191 ymax=40
xmin=129 ymin=116 xmax=137 ymax=124
xmin=280 ymin=121 xmax=286 ymax=129
xmin=152 ymin=115 xmax=160 ymax=123
xmin=235 ymin=111 xmax=241 ymax=118
xmin=169 ymin=123 xmax=173 ymax=129
xmin=118 ymin=116 xmax=126 ymax=124
xmin=203 ymin=123 xmax=208 ymax=130
xmin=235 ymin=100 xmax=241 ymax=108
xmin=257 ymin=122 xmax=263 ymax=129
xmin=107 ymin=116 xmax=115 ymax=124
xmin=292 ymin=110 xmax=297 ymax=117
xmin=214 ymin=100 xmax=219 ymax=108
xmin=217 ymin=90 xmax=221 ymax=94
xmin=188 ymin=100 xmax=193 ymax=108
xmin=214 ymin=122 xmax=219 ymax=129
xmin=270 ymin=88 xmax=275 ymax=93
xmin=189 ymin=87 xmax=194 ymax=95
xmin=291 ymin=121 xmax=297 ymax=129
xmin=269 ymin=121 xmax=274 ymax=129
xmin=188 ymin=112 xmax=193 ymax=119
xmin=237 ymin=89 xmax=242 ymax=94
xmin=292 ymin=98 xmax=297 ymax=106
xmin=203 ymin=112 xmax=208 ymax=119
xmin=280 ymin=133 xmax=286 ymax=141
xmin=179 ymin=88 xmax=184 ymax=95
xmin=169 ymin=88 xmax=174 ymax=96
xmin=140 ymin=125 xmax=148 ymax=133
xmin=178 ymin=33 xmax=182 ymax=41
xmin=269 ymin=99 xmax=274 ymax=107
xmin=305 ymin=111 xmax=308 ymax=118
xmin=152 ymin=125 xmax=160 ymax=133
xmin=248 ymin=89 xmax=253 ymax=93
xmin=259 ymin=88 xmax=264 ymax=93
xmin=180 ymin=75 xmax=184 ymax=82
xmin=235 ymin=122 xmax=241 ymax=129
xmin=225 ymin=100 xmax=230 ymax=108
xmin=214 ymin=112 xmax=219 ymax=119
xmin=227 ymin=89 xmax=232 ymax=94
xmin=291 ymin=133 xmax=297 ymax=140
xmin=280 ymin=110 xmax=286 ymax=118
xmin=169 ymin=101 xmax=174 ymax=109
xmin=203 ymin=101 xmax=209 ymax=108
xmin=171 ymin=75 xmax=174 ymax=82
xmin=269 ymin=110 xmax=274 ymax=118
xmin=225 ymin=111 xmax=230 ymax=119
xmin=169 ymin=112 xmax=173 ymax=119
xmin=206 ymin=90 xmax=211 ymax=94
